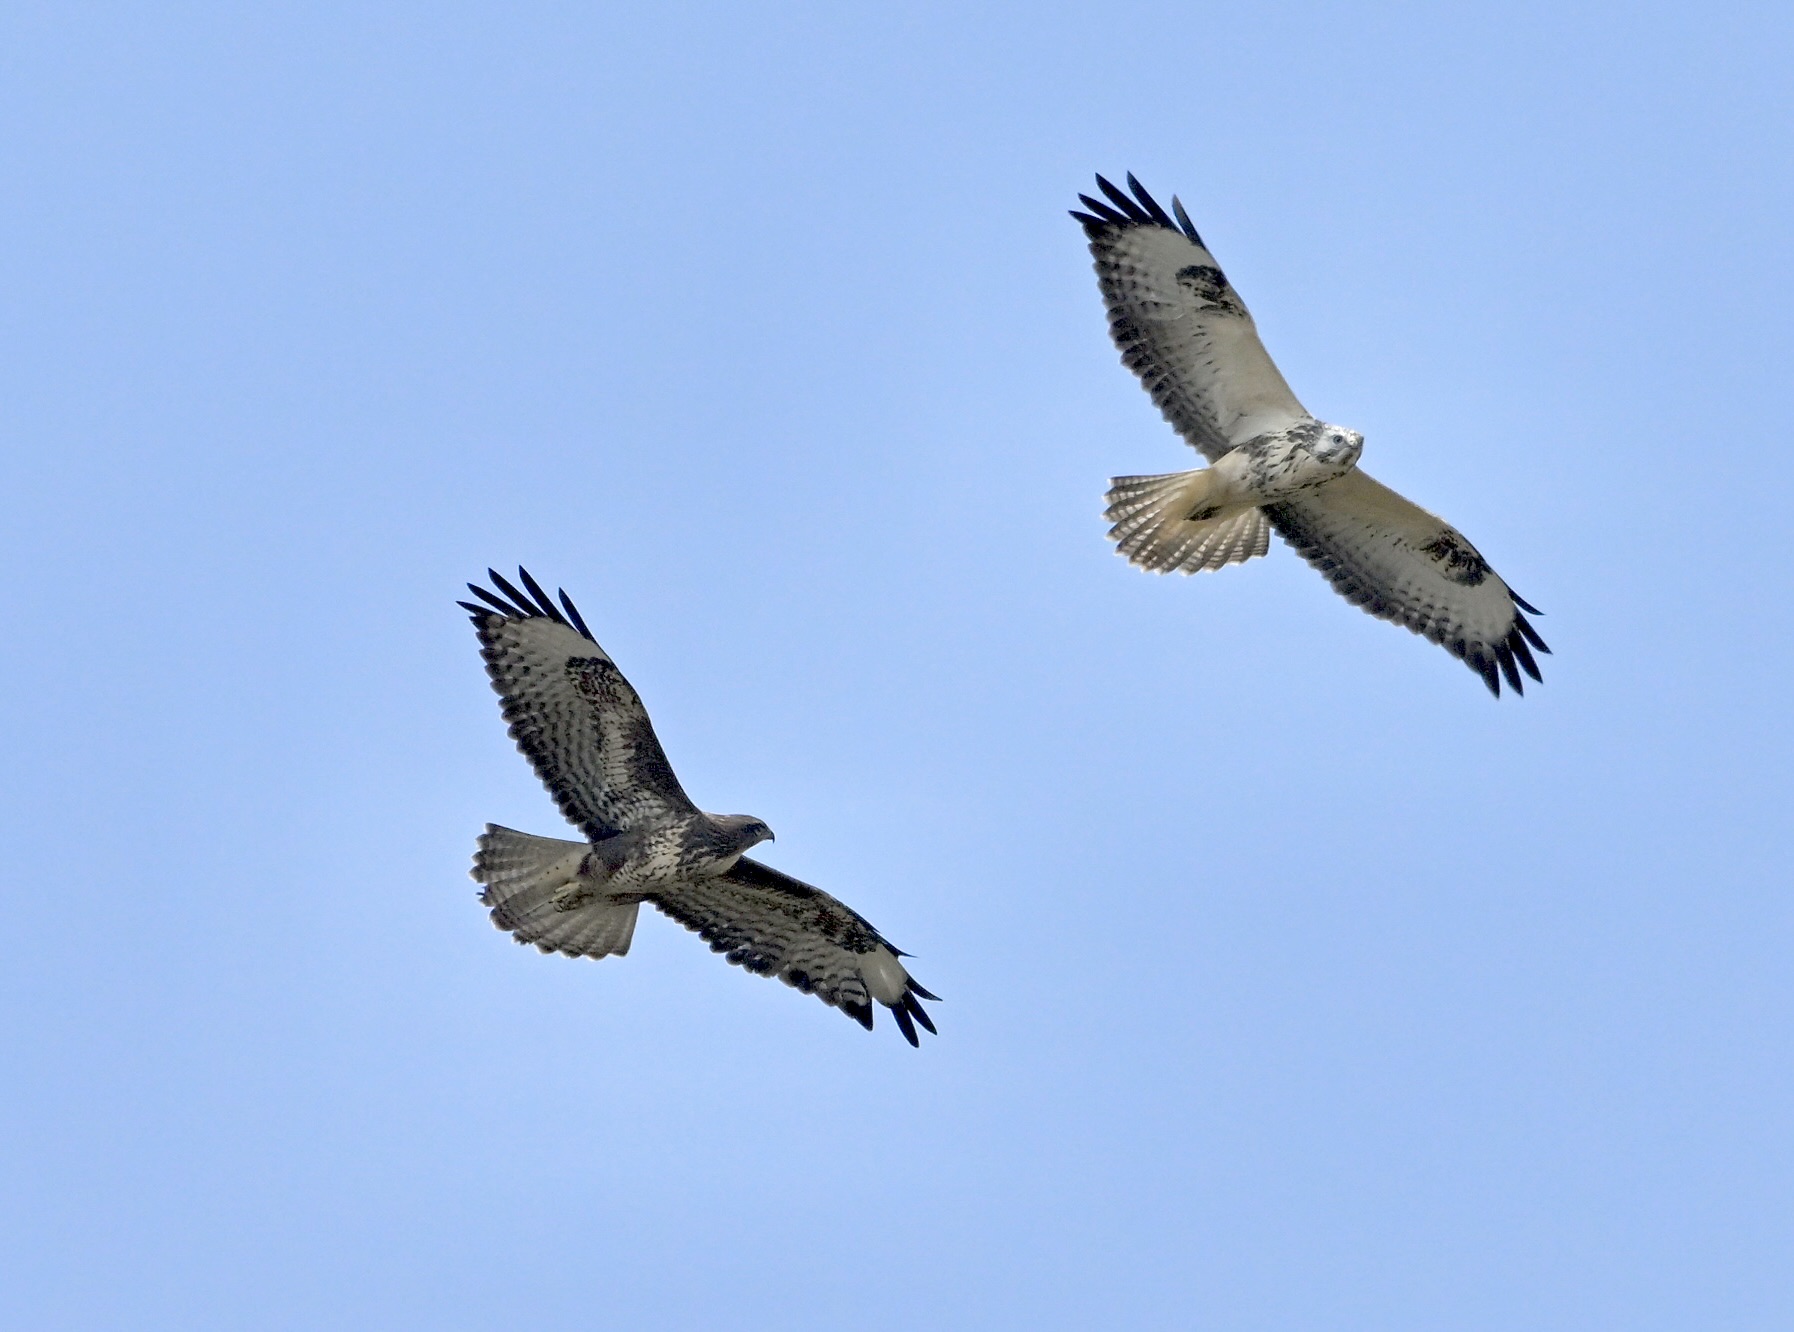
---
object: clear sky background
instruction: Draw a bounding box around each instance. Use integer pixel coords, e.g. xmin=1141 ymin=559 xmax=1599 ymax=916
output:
xmin=4 ymin=4 xmax=1792 ymax=1328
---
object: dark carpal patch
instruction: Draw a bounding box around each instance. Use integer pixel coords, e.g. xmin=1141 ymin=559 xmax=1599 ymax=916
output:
xmin=1175 ymin=264 xmax=1245 ymax=315
xmin=1419 ymin=531 xmax=1491 ymax=586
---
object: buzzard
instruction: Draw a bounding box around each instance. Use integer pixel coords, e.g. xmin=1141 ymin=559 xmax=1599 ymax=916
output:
xmin=1073 ymin=174 xmax=1550 ymax=696
xmin=460 ymin=569 xmax=938 ymax=1044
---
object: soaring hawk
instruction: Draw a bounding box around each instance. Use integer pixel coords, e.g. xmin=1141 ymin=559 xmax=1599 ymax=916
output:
xmin=460 ymin=569 xmax=938 ymax=1044
xmin=1073 ymin=174 xmax=1550 ymax=696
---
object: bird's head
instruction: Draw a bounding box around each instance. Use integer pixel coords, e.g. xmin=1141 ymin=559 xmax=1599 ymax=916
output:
xmin=1317 ymin=425 xmax=1365 ymax=466
xmin=716 ymin=815 xmax=776 ymax=853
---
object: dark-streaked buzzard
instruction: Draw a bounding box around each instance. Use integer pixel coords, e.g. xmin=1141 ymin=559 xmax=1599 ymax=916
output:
xmin=461 ymin=569 xmax=938 ymax=1044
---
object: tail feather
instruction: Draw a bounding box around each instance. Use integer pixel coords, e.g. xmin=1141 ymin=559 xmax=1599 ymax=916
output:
xmin=524 ymin=901 xmax=640 ymax=958
xmin=1105 ymin=470 xmax=1269 ymax=574
xmin=471 ymin=824 xmax=640 ymax=960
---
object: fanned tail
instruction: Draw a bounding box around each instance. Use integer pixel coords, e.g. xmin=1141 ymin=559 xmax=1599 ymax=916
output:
xmin=1105 ymin=470 xmax=1269 ymax=574
xmin=471 ymin=824 xmax=640 ymax=960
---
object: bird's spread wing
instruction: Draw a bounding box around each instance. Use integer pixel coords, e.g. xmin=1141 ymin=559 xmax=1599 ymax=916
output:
xmin=649 ymin=857 xmax=939 ymax=1046
xmin=460 ymin=569 xmax=697 ymax=839
xmin=1073 ymin=173 xmax=1308 ymax=462
xmin=1264 ymin=471 xmax=1550 ymax=696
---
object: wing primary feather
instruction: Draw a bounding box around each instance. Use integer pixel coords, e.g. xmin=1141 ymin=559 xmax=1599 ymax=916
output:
xmin=467 ymin=582 xmax=522 ymax=616
xmin=1069 ymin=210 xmax=1109 ymax=229
xmin=1508 ymin=629 xmax=1543 ymax=682
xmin=1474 ymin=651 xmax=1500 ymax=697
xmin=1076 ymin=194 xmax=1128 ymax=224
xmin=1514 ymin=613 xmax=1551 ymax=654
xmin=1095 ymin=174 xmax=1148 ymax=222
xmin=1495 ymin=643 xmax=1524 ymax=695
xmin=1509 ymin=590 xmax=1543 ymax=615
xmin=558 ymin=588 xmax=596 ymax=642
xmin=457 ymin=599 xmax=491 ymax=618
xmin=1125 ymin=174 xmax=1176 ymax=229
xmin=904 ymin=991 xmax=937 ymax=1034
xmin=484 ymin=569 xmax=535 ymax=617
xmin=891 ymin=1003 xmax=919 ymax=1047
xmin=1170 ymin=195 xmax=1203 ymax=245
xmin=908 ymin=978 xmax=940 ymax=1003
xmin=515 ymin=567 xmax=565 ymax=625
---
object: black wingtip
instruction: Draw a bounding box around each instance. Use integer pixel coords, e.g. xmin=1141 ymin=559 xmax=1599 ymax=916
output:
xmin=558 ymin=588 xmax=595 ymax=642
xmin=515 ymin=567 xmax=567 ymax=625
xmin=1508 ymin=627 xmax=1543 ymax=683
xmin=1171 ymin=195 xmax=1203 ymax=245
xmin=1125 ymin=173 xmax=1176 ymax=229
xmin=1495 ymin=643 xmax=1524 ymax=695
xmin=1510 ymin=590 xmax=1544 ymax=615
xmin=1078 ymin=174 xmax=1200 ymax=243
xmin=1094 ymin=173 xmax=1129 ymax=206
xmin=465 ymin=569 xmax=598 ymax=640
xmin=466 ymin=581 xmax=520 ymax=616
xmin=1094 ymin=174 xmax=1153 ymax=226
xmin=1514 ymin=612 xmax=1552 ymax=655
xmin=484 ymin=568 xmax=533 ymax=615
xmin=1076 ymin=193 xmax=1128 ymax=225
xmin=904 ymin=990 xmax=937 ymax=1036
xmin=908 ymin=979 xmax=940 ymax=1003
xmin=891 ymin=1002 xmax=920 ymax=1047
xmin=1474 ymin=651 xmax=1501 ymax=697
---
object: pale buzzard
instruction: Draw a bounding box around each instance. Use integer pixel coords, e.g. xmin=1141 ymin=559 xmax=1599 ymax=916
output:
xmin=461 ymin=569 xmax=938 ymax=1044
xmin=1074 ymin=174 xmax=1550 ymax=696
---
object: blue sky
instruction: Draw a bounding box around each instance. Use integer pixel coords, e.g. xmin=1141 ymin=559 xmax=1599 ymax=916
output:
xmin=3 ymin=3 xmax=1792 ymax=1328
